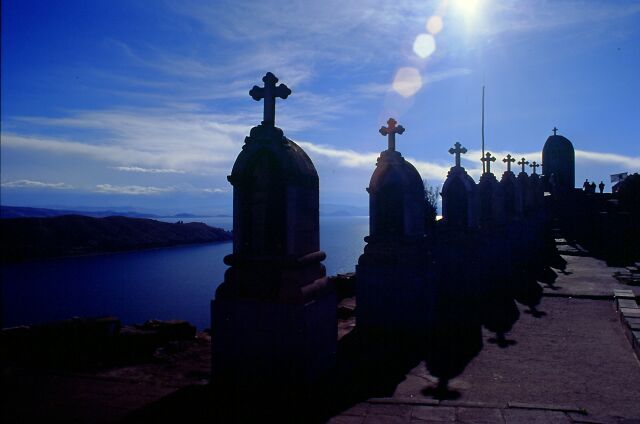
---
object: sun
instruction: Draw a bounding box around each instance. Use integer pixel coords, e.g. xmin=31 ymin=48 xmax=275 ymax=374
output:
xmin=451 ymin=0 xmax=482 ymax=19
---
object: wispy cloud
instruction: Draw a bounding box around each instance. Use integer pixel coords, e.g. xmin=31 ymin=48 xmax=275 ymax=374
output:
xmin=95 ymin=184 xmax=176 ymax=195
xmin=464 ymin=148 xmax=640 ymax=170
xmin=297 ymin=140 xmax=454 ymax=180
xmin=1 ymin=179 xmax=74 ymax=190
xmin=94 ymin=183 xmax=227 ymax=196
xmin=2 ymin=107 xmax=251 ymax=174
xmin=575 ymin=150 xmax=640 ymax=170
xmin=112 ymin=166 xmax=186 ymax=174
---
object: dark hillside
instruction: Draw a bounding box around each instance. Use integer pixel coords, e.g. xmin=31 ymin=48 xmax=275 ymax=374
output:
xmin=0 ymin=215 xmax=232 ymax=263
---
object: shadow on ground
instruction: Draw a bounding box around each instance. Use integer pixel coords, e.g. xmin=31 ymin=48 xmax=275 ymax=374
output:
xmin=123 ymin=248 xmax=553 ymax=424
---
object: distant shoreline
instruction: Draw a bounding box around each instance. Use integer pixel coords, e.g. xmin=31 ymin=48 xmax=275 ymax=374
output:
xmin=3 ymin=239 xmax=233 ymax=265
xmin=1 ymin=214 xmax=233 ymax=264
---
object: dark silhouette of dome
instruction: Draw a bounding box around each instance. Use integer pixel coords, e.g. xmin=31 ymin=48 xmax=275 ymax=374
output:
xmin=367 ymin=150 xmax=425 ymax=242
xmin=229 ymin=124 xmax=318 ymax=183
xmin=542 ymin=129 xmax=575 ymax=193
xmin=368 ymin=150 xmax=423 ymax=191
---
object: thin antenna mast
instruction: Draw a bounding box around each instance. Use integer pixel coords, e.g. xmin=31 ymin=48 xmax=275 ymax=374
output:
xmin=481 ymin=86 xmax=485 ymax=173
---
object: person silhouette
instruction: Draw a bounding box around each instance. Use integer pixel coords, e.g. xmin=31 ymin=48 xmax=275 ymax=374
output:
xmin=598 ymin=181 xmax=605 ymax=194
xmin=590 ymin=181 xmax=596 ymax=193
xmin=583 ymin=179 xmax=590 ymax=191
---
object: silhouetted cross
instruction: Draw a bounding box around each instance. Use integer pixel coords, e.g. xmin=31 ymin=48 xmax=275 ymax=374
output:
xmin=249 ymin=72 xmax=291 ymax=127
xmin=552 ymin=126 xmax=558 ymax=136
xmin=529 ymin=161 xmax=540 ymax=174
xmin=518 ymin=157 xmax=529 ymax=173
xmin=481 ymin=152 xmax=496 ymax=174
xmin=379 ymin=118 xmax=405 ymax=151
xmin=503 ymin=154 xmax=515 ymax=172
xmin=448 ymin=142 xmax=467 ymax=167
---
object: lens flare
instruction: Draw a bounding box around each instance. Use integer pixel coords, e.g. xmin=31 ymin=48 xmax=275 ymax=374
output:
xmin=426 ymin=15 xmax=443 ymax=34
xmin=413 ymin=34 xmax=437 ymax=59
xmin=392 ymin=67 xmax=422 ymax=97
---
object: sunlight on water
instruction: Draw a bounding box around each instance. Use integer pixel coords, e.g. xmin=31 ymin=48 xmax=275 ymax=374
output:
xmin=392 ymin=67 xmax=422 ymax=97
xmin=413 ymin=34 xmax=437 ymax=59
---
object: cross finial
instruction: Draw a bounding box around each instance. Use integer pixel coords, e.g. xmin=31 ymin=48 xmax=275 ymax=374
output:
xmin=448 ymin=142 xmax=467 ymax=168
xmin=552 ymin=126 xmax=558 ymax=136
xmin=517 ymin=157 xmax=529 ymax=174
xmin=529 ymin=161 xmax=540 ymax=174
xmin=249 ymin=72 xmax=291 ymax=127
xmin=379 ymin=118 xmax=405 ymax=152
xmin=481 ymin=152 xmax=496 ymax=174
xmin=502 ymin=154 xmax=516 ymax=172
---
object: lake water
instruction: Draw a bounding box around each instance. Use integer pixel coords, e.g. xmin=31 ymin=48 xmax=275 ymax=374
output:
xmin=1 ymin=216 xmax=368 ymax=330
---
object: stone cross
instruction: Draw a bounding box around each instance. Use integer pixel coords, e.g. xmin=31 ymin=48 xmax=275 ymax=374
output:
xmin=518 ymin=157 xmax=529 ymax=173
xmin=249 ymin=72 xmax=291 ymax=127
xmin=502 ymin=154 xmax=515 ymax=172
xmin=379 ymin=118 xmax=405 ymax=152
xmin=481 ymin=152 xmax=496 ymax=174
xmin=529 ymin=161 xmax=540 ymax=174
xmin=448 ymin=142 xmax=467 ymax=167
xmin=553 ymin=126 xmax=558 ymax=136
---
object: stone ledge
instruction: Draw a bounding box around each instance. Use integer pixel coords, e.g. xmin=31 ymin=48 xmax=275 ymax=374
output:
xmin=507 ymin=401 xmax=586 ymax=414
xmin=615 ymin=290 xmax=640 ymax=362
xmin=613 ymin=289 xmax=636 ymax=299
xmin=616 ymin=299 xmax=639 ymax=310
xmin=620 ymin=308 xmax=640 ymax=318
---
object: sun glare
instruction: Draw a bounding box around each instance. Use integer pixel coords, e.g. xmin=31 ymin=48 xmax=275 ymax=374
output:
xmin=452 ymin=0 xmax=481 ymax=18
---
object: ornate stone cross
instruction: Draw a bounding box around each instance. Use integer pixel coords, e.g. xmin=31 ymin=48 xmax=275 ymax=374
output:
xmin=529 ymin=161 xmax=540 ymax=174
xmin=502 ymin=154 xmax=515 ymax=172
xmin=249 ymin=72 xmax=291 ymax=127
xmin=379 ymin=118 xmax=405 ymax=152
xmin=481 ymin=152 xmax=496 ymax=174
xmin=518 ymin=157 xmax=529 ymax=173
xmin=448 ymin=142 xmax=467 ymax=167
xmin=552 ymin=126 xmax=558 ymax=136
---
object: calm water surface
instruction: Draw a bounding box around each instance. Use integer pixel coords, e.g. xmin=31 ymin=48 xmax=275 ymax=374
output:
xmin=1 ymin=216 xmax=368 ymax=329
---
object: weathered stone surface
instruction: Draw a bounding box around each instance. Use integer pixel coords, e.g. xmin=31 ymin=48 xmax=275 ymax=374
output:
xmin=626 ymin=318 xmax=640 ymax=331
xmin=621 ymin=308 xmax=640 ymax=318
xmin=617 ymin=299 xmax=639 ymax=310
xmin=542 ymin=129 xmax=575 ymax=195
xmin=456 ymin=407 xmax=504 ymax=424
xmin=411 ymin=405 xmax=455 ymax=421
xmin=367 ymin=403 xmax=412 ymax=419
xmin=614 ymin=289 xmax=636 ymax=299
xmin=356 ymin=119 xmax=429 ymax=332
xmin=211 ymin=73 xmax=336 ymax=389
xmin=567 ymin=412 xmax=620 ymax=424
xmin=503 ymin=408 xmax=571 ymax=424
xmin=442 ymin=159 xmax=478 ymax=229
xmin=328 ymin=415 xmax=366 ymax=424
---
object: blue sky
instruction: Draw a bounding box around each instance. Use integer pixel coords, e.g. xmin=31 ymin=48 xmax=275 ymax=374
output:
xmin=2 ymin=0 xmax=640 ymax=214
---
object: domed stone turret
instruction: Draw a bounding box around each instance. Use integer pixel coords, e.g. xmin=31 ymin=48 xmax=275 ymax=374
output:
xmin=542 ymin=127 xmax=575 ymax=194
xmin=212 ymin=73 xmax=336 ymax=389
xmin=367 ymin=148 xmax=426 ymax=243
xmin=356 ymin=118 xmax=429 ymax=331
xmin=228 ymin=124 xmax=320 ymax=261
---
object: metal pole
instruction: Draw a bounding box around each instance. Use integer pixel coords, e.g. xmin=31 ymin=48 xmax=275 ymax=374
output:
xmin=482 ymin=86 xmax=485 ymax=173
